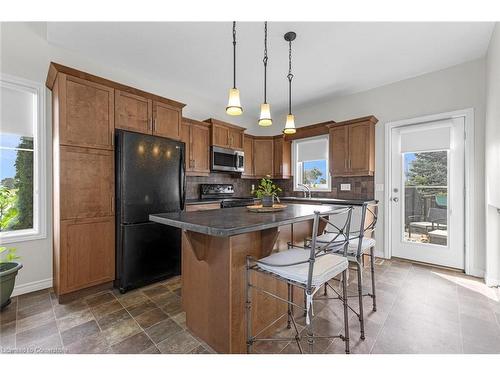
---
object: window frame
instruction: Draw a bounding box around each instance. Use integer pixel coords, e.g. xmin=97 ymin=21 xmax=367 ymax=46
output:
xmin=0 ymin=74 xmax=47 ymax=244
xmin=292 ymin=134 xmax=332 ymax=192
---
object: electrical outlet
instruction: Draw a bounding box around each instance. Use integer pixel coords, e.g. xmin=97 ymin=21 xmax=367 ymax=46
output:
xmin=340 ymin=183 xmax=351 ymax=191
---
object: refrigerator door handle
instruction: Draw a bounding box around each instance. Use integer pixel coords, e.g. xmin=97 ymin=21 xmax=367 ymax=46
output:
xmin=180 ymin=147 xmax=186 ymax=211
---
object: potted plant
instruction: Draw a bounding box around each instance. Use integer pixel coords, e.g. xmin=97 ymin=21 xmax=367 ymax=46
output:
xmin=0 ymin=247 xmax=22 ymax=310
xmin=253 ymin=175 xmax=282 ymax=207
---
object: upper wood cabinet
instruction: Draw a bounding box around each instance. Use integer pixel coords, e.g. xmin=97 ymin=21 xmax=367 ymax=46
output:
xmin=242 ymin=135 xmax=254 ymax=178
xmin=153 ymin=101 xmax=182 ymax=140
xmin=253 ymin=138 xmax=274 ymax=178
xmin=328 ymin=116 xmax=377 ymax=177
xmin=273 ymin=136 xmax=292 ymax=179
xmin=204 ymin=118 xmax=245 ymax=150
xmin=58 ymin=74 xmax=114 ymax=150
xmin=115 ymin=90 xmax=152 ymax=133
xmin=181 ymin=118 xmax=210 ymax=176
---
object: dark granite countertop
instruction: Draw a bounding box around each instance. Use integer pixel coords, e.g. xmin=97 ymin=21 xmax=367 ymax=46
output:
xmin=150 ymin=203 xmax=346 ymax=237
xmin=279 ymin=196 xmax=377 ymax=206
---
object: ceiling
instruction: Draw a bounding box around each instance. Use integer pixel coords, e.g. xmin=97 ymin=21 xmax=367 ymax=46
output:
xmin=46 ymin=22 xmax=494 ymax=132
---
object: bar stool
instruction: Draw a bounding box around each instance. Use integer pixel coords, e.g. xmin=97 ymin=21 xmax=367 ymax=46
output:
xmin=246 ymin=206 xmax=353 ymax=354
xmin=313 ymin=201 xmax=378 ymax=340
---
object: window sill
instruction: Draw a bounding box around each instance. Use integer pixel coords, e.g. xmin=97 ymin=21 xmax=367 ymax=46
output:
xmin=0 ymin=229 xmax=47 ymax=244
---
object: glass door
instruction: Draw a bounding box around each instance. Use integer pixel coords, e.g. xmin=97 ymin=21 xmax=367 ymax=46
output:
xmin=390 ymin=117 xmax=465 ymax=269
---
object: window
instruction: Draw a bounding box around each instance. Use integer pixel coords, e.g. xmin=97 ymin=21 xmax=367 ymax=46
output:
xmin=0 ymin=74 xmax=46 ymax=243
xmin=292 ymin=135 xmax=331 ymax=192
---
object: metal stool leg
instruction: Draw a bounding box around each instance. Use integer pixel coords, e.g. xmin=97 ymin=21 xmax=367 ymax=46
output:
xmin=324 ymin=282 xmax=327 ymax=296
xmin=342 ymin=270 xmax=350 ymax=354
xmin=303 ymin=290 xmax=307 ymax=317
xmin=287 ymin=283 xmax=292 ymax=329
xmin=356 ymin=259 xmax=365 ymax=340
xmin=369 ymin=246 xmax=377 ymax=312
xmin=245 ymin=257 xmax=253 ymax=353
xmin=306 ymin=289 xmax=314 ymax=354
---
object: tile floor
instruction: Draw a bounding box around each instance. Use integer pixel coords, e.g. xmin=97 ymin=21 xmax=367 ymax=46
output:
xmin=1 ymin=258 xmax=499 ymax=354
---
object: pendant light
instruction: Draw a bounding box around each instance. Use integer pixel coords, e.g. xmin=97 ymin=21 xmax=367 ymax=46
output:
xmin=258 ymin=22 xmax=272 ymax=126
xmin=226 ymin=21 xmax=243 ymax=116
xmin=283 ymin=31 xmax=296 ymax=135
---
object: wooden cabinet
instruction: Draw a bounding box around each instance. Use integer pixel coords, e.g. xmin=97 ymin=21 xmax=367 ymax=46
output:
xmin=60 ymin=216 xmax=115 ymax=293
xmin=60 ymin=146 xmax=114 ymax=220
xmin=153 ymin=101 xmax=182 ymax=140
xmin=115 ymin=90 xmax=152 ymax=133
xmin=253 ymin=138 xmax=274 ymax=178
xmin=242 ymin=135 xmax=254 ymax=178
xmin=185 ymin=202 xmax=221 ymax=212
xmin=273 ymin=136 xmax=292 ymax=179
xmin=328 ymin=116 xmax=377 ymax=177
xmin=58 ymin=74 xmax=114 ymax=150
xmin=205 ymin=118 xmax=245 ymax=150
xmin=46 ymin=62 xmax=185 ymax=300
xmin=182 ymin=118 xmax=210 ymax=176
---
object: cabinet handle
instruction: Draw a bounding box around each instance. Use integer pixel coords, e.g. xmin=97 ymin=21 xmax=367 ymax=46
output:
xmin=344 ymin=159 xmax=347 ymax=169
xmin=153 ymin=118 xmax=156 ymax=132
xmin=149 ymin=118 xmax=153 ymax=131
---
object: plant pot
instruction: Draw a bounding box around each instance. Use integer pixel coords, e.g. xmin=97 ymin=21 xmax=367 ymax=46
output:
xmin=0 ymin=262 xmax=22 ymax=310
xmin=262 ymin=196 xmax=274 ymax=207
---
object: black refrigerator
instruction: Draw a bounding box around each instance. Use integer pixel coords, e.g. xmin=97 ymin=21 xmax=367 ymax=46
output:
xmin=115 ymin=129 xmax=185 ymax=293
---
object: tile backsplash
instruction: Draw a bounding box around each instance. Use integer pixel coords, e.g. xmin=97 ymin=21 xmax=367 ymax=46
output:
xmin=187 ymin=173 xmax=374 ymax=201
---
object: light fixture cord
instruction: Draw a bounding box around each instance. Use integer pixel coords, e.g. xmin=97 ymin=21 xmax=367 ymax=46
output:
xmin=232 ymin=21 xmax=237 ymax=89
xmin=263 ymin=21 xmax=268 ymax=104
xmin=287 ymin=39 xmax=294 ymax=115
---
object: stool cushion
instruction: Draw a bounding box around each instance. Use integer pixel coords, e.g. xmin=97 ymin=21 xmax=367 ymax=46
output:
xmin=256 ymin=248 xmax=348 ymax=287
xmin=316 ymin=233 xmax=376 ymax=255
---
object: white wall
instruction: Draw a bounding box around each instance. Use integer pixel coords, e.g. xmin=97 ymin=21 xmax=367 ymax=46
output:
xmin=485 ymin=23 xmax=500 ymax=286
xmin=258 ymin=59 xmax=487 ymax=276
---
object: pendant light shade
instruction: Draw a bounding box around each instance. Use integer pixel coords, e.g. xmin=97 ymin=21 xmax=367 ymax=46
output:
xmin=283 ymin=31 xmax=297 ymax=135
xmin=226 ymin=21 xmax=243 ymax=116
xmin=226 ymin=88 xmax=243 ymax=116
xmin=258 ymin=103 xmax=272 ymax=126
xmin=283 ymin=114 xmax=296 ymax=134
xmin=258 ymin=22 xmax=272 ymax=127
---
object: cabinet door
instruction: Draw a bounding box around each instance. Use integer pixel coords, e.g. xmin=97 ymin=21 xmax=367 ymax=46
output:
xmin=60 ymin=146 xmax=114 ymax=220
xmin=191 ymin=123 xmax=210 ymax=174
xmin=348 ymin=122 xmax=373 ymax=175
xmin=253 ymin=139 xmax=274 ymax=177
xmin=273 ymin=137 xmax=292 ymax=179
xmin=115 ymin=90 xmax=152 ymax=134
xmin=153 ymin=101 xmax=181 ymax=140
xmin=228 ymin=128 xmax=243 ymax=149
xmin=329 ymin=126 xmax=349 ymax=176
xmin=181 ymin=121 xmax=192 ymax=171
xmin=60 ymin=75 xmax=114 ymax=149
xmin=243 ymin=136 xmax=254 ymax=177
xmin=185 ymin=203 xmax=221 ymax=212
xmin=60 ymin=216 xmax=115 ymax=293
xmin=212 ymin=124 xmax=229 ymax=148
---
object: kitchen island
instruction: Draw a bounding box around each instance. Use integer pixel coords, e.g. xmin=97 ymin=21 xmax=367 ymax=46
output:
xmin=150 ymin=204 xmax=348 ymax=353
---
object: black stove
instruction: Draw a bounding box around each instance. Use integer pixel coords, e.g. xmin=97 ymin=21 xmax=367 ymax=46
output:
xmin=200 ymin=184 xmax=255 ymax=208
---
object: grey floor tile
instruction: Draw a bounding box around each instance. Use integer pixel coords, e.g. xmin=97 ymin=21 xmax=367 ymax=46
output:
xmin=145 ymin=318 xmax=183 ymax=344
xmin=103 ymin=317 xmax=142 ymax=346
xmin=97 ymin=308 xmax=132 ymax=331
xmin=16 ymin=320 xmax=59 ymax=348
xmin=56 ymin=308 xmax=95 ymax=332
xmin=135 ymin=308 xmax=169 ymax=329
xmin=157 ymin=330 xmax=199 ymax=354
xmin=64 ymin=332 xmax=112 ymax=354
xmin=86 ymin=292 xmax=117 ymax=307
xmin=111 ymin=332 xmax=155 ymax=354
xmin=60 ymin=319 xmax=100 ymax=346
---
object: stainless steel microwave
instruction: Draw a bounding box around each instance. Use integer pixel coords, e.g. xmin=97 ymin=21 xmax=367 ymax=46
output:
xmin=211 ymin=146 xmax=244 ymax=173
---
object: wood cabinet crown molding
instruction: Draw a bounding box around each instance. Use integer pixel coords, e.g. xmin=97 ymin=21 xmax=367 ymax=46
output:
xmin=283 ymin=120 xmax=335 ymax=141
xmin=327 ymin=115 xmax=378 ymax=128
xmin=46 ymin=62 xmax=185 ymax=109
xmin=203 ymin=118 xmax=246 ymax=131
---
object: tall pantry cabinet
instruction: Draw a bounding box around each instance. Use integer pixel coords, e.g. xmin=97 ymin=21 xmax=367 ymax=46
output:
xmin=47 ymin=63 xmax=185 ymax=301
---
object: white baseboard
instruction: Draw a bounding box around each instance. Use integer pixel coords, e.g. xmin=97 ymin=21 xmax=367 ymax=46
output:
xmin=468 ymin=268 xmax=485 ymax=279
xmin=11 ymin=278 xmax=53 ymax=297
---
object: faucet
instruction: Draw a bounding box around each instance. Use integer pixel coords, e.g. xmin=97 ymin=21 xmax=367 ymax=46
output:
xmin=298 ymin=184 xmax=312 ymax=198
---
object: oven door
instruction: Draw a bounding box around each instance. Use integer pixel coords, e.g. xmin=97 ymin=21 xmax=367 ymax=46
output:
xmin=211 ymin=146 xmax=244 ymax=172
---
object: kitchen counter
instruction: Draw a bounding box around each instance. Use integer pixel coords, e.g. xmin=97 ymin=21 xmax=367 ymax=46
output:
xmin=150 ymin=203 xmax=339 ymax=237
xmin=150 ymin=202 xmax=344 ymax=353
xmin=279 ymin=196 xmax=377 ymax=206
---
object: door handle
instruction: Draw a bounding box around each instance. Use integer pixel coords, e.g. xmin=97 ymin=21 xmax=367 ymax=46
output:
xmin=392 ymin=197 xmax=399 ymax=202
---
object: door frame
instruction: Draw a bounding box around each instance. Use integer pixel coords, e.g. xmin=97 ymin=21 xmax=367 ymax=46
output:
xmin=384 ymin=108 xmax=478 ymax=276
